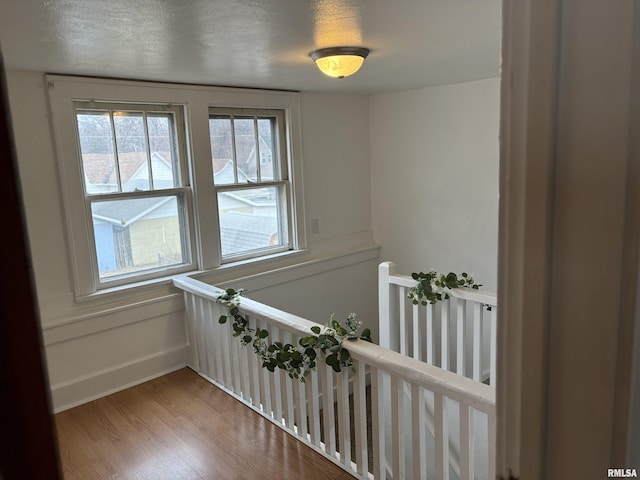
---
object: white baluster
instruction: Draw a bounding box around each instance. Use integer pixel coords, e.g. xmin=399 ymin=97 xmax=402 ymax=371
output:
xmin=456 ymin=298 xmax=465 ymax=376
xmin=427 ymin=303 xmax=434 ymax=365
xmin=294 ymin=365 xmax=308 ymax=438
xmin=399 ymin=286 xmax=407 ymax=356
xmin=411 ymin=383 xmax=426 ymax=480
xmin=488 ymin=409 xmax=497 ymax=480
xmin=459 ymin=402 xmax=474 ymax=480
xmin=336 ymin=369 xmax=350 ymax=466
xmin=435 ymin=392 xmax=450 ymax=480
xmin=220 ymin=304 xmax=233 ymax=389
xmin=229 ymin=310 xmax=242 ymax=394
xmin=196 ymin=297 xmax=208 ymax=374
xmin=282 ymin=331 xmax=295 ymax=430
xmin=473 ymin=302 xmax=482 ymax=382
xmin=391 ymin=375 xmax=405 ymax=480
xmin=203 ymin=301 xmax=215 ymax=379
xmin=269 ymin=325 xmax=283 ymax=423
xmin=441 ymin=301 xmax=449 ymax=371
xmin=371 ymin=367 xmax=386 ymax=480
xmin=237 ymin=311 xmax=251 ymax=401
xmin=257 ymin=319 xmax=271 ymax=415
xmin=247 ymin=315 xmax=260 ymax=408
xmin=308 ymin=369 xmax=321 ymax=447
xmin=353 ymin=359 xmax=368 ymax=475
xmin=321 ymin=364 xmax=336 ymax=456
xmin=413 ymin=302 xmax=421 ymax=361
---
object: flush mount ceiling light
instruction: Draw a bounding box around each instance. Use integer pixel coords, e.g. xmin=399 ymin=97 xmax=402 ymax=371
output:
xmin=309 ymin=47 xmax=370 ymax=79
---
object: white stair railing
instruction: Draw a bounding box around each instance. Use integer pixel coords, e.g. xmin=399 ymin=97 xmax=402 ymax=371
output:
xmin=174 ymin=276 xmax=496 ymax=480
xmin=379 ymin=261 xmax=498 ymax=386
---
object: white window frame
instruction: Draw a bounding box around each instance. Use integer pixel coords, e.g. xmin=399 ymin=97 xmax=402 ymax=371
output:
xmin=210 ymin=107 xmax=292 ymax=263
xmin=74 ymin=102 xmax=196 ymax=289
xmin=47 ymin=75 xmax=306 ymax=298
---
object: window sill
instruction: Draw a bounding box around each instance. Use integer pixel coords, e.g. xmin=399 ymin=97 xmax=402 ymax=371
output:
xmin=74 ymin=248 xmax=312 ymax=305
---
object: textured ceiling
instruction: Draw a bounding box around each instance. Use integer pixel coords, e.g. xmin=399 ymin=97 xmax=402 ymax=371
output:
xmin=0 ymin=0 xmax=501 ymax=94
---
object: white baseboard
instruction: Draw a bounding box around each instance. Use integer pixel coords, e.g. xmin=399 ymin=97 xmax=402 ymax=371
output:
xmin=50 ymin=344 xmax=188 ymax=413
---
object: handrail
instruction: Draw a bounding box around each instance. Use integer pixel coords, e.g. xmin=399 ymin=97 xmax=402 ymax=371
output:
xmin=173 ymin=275 xmax=495 ymax=413
xmin=347 ymin=339 xmax=495 ymax=413
xmin=174 ymin=276 xmax=319 ymax=337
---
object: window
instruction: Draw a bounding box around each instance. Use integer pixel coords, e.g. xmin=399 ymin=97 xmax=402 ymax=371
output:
xmin=47 ymin=76 xmax=305 ymax=296
xmin=74 ymin=103 xmax=193 ymax=286
xmin=209 ymin=108 xmax=291 ymax=261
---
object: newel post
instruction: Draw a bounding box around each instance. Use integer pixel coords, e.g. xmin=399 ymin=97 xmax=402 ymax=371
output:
xmin=378 ymin=261 xmax=399 ymax=350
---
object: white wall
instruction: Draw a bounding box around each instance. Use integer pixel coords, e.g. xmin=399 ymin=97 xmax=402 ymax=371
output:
xmin=300 ymin=94 xmax=371 ymax=248
xmin=6 ymin=71 xmax=378 ymax=411
xmin=370 ymin=78 xmax=500 ymax=290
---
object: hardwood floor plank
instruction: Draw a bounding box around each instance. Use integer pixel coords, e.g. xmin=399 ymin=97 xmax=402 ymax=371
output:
xmin=55 ymin=368 xmax=354 ymax=480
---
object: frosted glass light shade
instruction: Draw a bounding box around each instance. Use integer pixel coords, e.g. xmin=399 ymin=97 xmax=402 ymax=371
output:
xmin=309 ymin=47 xmax=369 ymax=78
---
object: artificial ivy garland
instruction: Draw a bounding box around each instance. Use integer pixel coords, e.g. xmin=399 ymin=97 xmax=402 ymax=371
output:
xmin=216 ymin=288 xmax=372 ymax=382
xmin=216 ymin=270 xmax=484 ymax=381
xmin=407 ymin=270 xmax=490 ymax=309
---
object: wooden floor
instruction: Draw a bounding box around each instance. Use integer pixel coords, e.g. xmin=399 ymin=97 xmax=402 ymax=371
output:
xmin=54 ymin=368 xmax=355 ymax=480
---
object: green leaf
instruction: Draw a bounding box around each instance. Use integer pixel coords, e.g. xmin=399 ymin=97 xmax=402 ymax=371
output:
xmin=218 ymin=315 xmax=228 ymax=324
xmin=310 ymin=326 xmax=321 ymax=334
xmin=339 ymin=349 xmax=351 ymax=363
xmin=278 ymin=351 xmax=291 ymax=362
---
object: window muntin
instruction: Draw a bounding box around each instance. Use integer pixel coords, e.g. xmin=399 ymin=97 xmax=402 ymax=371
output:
xmin=75 ymin=103 xmax=193 ymax=285
xmin=209 ymin=108 xmax=291 ymax=261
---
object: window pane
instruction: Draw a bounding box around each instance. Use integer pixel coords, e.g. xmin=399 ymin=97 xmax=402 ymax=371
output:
xmin=257 ymin=117 xmax=277 ymax=181
xmin=210 ymin=116 xmax=235 ymax=185
xmin=234 ymin=117 xmax=257 ymax=182
xmin=91 ymin=195 xmax=188 ymax=280
xmin=147 ymin=113 xmax=179 ymax=189
xmin=76 ymin=111 xmax=118 ymax=194
xmin=113 ymin=112 xmax=149 ymax=191
xmin=218 ymin=186 xmax=288 ymax=258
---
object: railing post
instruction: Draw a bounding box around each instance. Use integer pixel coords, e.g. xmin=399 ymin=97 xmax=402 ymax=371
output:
xmin=379 ymin=261 xmax=399 ymax=350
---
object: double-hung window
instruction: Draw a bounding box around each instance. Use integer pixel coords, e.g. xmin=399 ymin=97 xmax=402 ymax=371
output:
xmin=209 ymin=108 xmax=291 ymax=261
xmin=74 ymin=103 xmax=194 ymax=287
xmin=47 ymin=76 xmax=304 ymax=297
